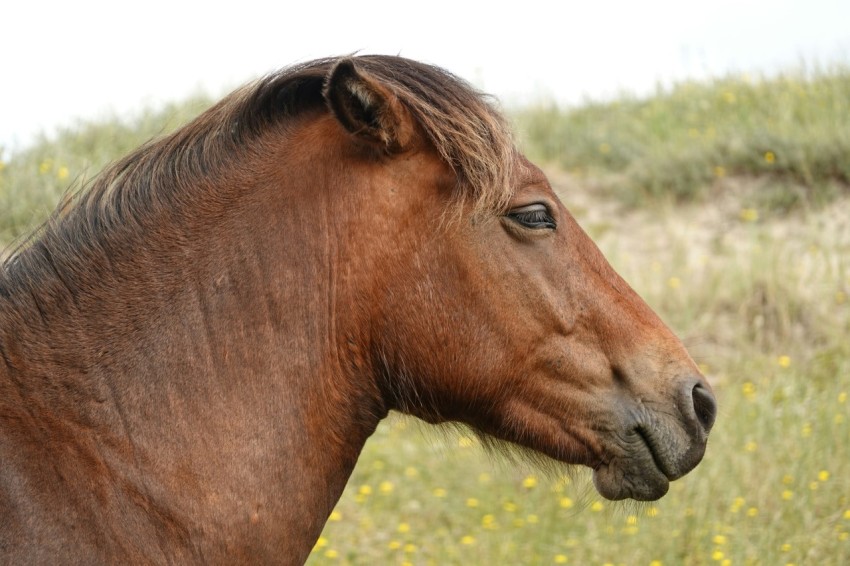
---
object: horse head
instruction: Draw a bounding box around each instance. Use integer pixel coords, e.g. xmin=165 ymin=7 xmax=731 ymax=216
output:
xmin=316 ymin=57 xmax=716 ymax=501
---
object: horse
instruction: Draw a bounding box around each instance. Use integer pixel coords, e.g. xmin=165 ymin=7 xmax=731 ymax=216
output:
xmin=0 ymin=55 xmax=716 ymax=564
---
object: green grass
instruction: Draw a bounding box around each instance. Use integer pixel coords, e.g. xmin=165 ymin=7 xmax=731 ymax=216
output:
xmin=514 ymin=65 xmax=850 ymax=208
xmin=1 ymin=72 xmax=849 ymax=564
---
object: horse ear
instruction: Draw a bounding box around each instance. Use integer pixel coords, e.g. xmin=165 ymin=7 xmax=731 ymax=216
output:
xmin=323 ymin=59 xmax=414 ymax=152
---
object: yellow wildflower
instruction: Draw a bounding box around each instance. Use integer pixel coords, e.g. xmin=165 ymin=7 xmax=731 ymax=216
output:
xmin=740 ymin=208 xmax=759 ymax=222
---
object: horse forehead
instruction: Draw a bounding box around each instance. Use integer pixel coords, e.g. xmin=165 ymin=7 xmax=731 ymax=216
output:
xmin=514 ymin=154 xmax=548 ymax=187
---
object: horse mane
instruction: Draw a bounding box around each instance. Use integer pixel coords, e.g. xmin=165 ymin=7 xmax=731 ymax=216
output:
xmin=1 ymin=56 xmax=515 ymax=299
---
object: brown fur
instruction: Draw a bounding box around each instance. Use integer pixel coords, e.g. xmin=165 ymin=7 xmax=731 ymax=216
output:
xmin=0 ymin=55 xmax=714 ymax=564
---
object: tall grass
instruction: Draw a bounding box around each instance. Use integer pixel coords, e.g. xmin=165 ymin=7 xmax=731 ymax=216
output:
xmin=514 ymin=66 xmax=850 ymax=208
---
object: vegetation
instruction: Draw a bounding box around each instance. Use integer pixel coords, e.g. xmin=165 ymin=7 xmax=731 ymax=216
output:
xmin=1 ymin=69 xmax=848 ymax=564
xmin=514 ymin=66 xmax=850 ymax=208
xmin=0 ymin=95 xmax=212 ymax=244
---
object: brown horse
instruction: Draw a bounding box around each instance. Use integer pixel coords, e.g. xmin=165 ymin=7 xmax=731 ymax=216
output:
xmin=0 ymin=55 xmax=715 ymax=563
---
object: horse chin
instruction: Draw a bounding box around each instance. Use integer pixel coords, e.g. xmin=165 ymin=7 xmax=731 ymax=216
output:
xmin=592 ymin=460 xmax=670 ymax=501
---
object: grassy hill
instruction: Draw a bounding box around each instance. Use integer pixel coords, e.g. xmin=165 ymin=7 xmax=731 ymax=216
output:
xmin=515 ymin=66 xmax=850 ymax=209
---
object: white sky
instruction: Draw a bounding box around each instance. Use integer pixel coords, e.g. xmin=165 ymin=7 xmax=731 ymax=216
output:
xmin=2 ymin=0 xmax=849 ymax=151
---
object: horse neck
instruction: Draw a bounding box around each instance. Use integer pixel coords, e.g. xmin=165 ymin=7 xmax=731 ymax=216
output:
xmin=0 ymin=141 xmax=385 ymax=555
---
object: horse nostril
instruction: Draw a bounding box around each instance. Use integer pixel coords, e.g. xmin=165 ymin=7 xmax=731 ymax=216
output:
xmin=691 ymin=383 xmax=717 ymax=433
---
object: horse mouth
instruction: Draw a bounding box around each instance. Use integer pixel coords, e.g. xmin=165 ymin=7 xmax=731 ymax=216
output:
xmin=635 ymin=425 xmax=677 ymax=479
xmin=591 ymin=427 xmax=674 ymax=502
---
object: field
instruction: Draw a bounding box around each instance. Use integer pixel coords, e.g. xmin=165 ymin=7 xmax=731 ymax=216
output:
xmin=1 ymin=69 xmax=849 ymax=564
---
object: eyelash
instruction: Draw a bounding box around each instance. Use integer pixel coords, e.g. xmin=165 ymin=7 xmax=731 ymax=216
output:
xmin=506 ymin=206 xmax=556 ymax=230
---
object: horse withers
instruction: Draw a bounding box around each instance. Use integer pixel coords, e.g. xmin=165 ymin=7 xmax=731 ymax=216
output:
xmin=0 ymin=56 xmax=716 ymax=563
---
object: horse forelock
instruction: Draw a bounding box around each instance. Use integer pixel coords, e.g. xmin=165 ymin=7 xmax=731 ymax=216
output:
xmin=339 ymin=56 xmax=517 ymax=215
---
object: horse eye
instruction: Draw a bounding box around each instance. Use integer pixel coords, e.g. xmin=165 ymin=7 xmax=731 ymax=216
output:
xmin=506 ymin=203 xmax=556 ymax=230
